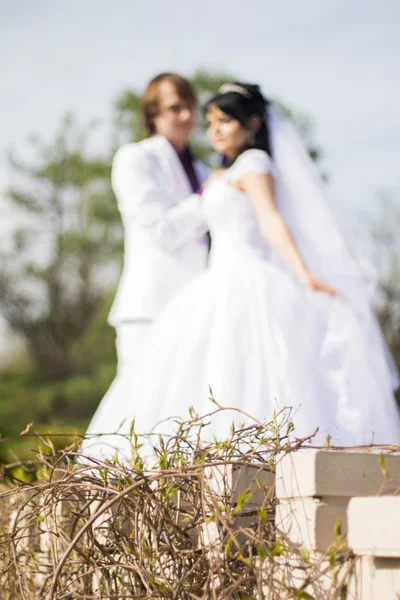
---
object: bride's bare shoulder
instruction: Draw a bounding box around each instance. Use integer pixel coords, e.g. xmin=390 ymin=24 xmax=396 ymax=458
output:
xmin=203 ymin=168 xmax=227 ymax=188
xmin=210 ymin=168 xmax=227 ymax=180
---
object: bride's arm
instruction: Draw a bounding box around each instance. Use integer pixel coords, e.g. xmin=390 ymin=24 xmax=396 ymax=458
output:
xmin=242 ymin=171 xmax=338 ymax=296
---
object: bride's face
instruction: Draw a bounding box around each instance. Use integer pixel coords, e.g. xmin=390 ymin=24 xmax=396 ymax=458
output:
xmin=206 ymin=105 xmax=250 ymax=159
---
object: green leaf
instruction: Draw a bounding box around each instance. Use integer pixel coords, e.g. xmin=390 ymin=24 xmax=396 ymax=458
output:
xmin=299 ymin=547 xmax=311 ymax=565
xmin=329 ymin=549 xmax=337 ymax=568
xmin=257 ymin=507 xmax=268 ymax=526
xmin=256 ymin=545 xmax=267 ymax=562
xmin=379 ymin=452 xmax=389 ymax=479
xmin=335 ymin=517 xmax=342 ymax=542
xmin=233 ymin=488 xmax=253 ymax=515
xmin=295 ymin=591 xmax=316 ymax=600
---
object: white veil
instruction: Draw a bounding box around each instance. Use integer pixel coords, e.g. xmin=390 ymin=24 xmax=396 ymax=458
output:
xmin=268 ymin=104 xmax=399 ymax=389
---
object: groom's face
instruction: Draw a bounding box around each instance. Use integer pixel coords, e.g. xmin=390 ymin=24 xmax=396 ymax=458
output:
xmin=153 ymin=81 xmax=196 ymax=149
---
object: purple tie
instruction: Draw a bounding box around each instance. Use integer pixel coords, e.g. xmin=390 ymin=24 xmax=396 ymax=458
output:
xmin=174 ymin=146 xmax=211 ymax=251
xmin=175 ymin=147 xmax=202 ymax=194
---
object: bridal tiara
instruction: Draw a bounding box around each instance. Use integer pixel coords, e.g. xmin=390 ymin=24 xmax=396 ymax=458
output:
xmin=218 ymin=83 xmax=252 ymax=99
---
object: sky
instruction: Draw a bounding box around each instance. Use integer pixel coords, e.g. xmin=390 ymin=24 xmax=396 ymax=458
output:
xmin=0 ymin=0 xmax=399 ymax=346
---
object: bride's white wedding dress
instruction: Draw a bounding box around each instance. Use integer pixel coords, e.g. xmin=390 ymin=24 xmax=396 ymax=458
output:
xmin=84 ymin=149 xmax=400 ymax=459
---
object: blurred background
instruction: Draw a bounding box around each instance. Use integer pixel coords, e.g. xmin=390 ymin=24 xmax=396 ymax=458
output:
xmin=1 ymin=0 xmax=399 ymax=471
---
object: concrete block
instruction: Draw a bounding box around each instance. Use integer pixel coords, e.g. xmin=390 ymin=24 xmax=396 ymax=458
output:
xmin=347 ymin=556 xmax=400 ymax=600
xmin=348 ymin=496 xmax=400 ymax=558
xmin=277 ymin=496 xmax=348 ymax=551
xmin=276 ymin=449 xmax=400 ymax=500
xmin=203 ymin=462 xmax=274 ymax=507
xmin=260 ymin=554 xmax=358 ymax=599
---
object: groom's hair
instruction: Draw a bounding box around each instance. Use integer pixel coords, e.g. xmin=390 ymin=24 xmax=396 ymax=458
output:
xmin=141 ymin=73 xmax=197 ymax=137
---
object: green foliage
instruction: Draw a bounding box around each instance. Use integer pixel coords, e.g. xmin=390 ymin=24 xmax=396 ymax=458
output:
xmin=191 ymin=69 xmax=236 ymax=96
xmin=113 ymin=89 xmax=144 ymax=145
xmin=0 ymin=293 xmax=116 ymax=467
xmin=1 ymin=115 xmax=121 ymax=380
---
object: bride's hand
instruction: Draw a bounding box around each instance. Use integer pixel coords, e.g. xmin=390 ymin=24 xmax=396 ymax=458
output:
xmin=299 ymin=270 xmax=339 ymax=297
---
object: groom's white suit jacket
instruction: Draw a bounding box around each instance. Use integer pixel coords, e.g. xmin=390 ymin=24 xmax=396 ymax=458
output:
xmin=108 ymin=134 xmax=210 ymax=326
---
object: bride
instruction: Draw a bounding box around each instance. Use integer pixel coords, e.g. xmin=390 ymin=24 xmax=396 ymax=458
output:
xmin=84 ymin=82 xmax=400 ymax=459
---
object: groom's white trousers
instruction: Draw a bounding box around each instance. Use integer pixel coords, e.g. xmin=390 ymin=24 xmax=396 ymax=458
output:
xmin=82 ymin=321 xmax=152 ymax=461
xmin=115 ymin=321 xmax=152 ymax=378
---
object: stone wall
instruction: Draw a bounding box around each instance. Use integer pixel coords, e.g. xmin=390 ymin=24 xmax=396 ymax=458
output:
xmin=203 ymin=449 xmax=400 ymax=598
xmin=271 ymin=449 xmax=400 ymax=598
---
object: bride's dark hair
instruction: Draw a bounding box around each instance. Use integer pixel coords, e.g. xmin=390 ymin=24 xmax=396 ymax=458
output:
xmin=204 ymin=82 xmax=272 ymax=162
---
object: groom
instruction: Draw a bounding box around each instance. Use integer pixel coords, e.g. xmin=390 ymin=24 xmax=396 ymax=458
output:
xmin=108 ymin=72 xmax=210 ymax=383
xmin=83 ymin=73 xmax=210 ymax=458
